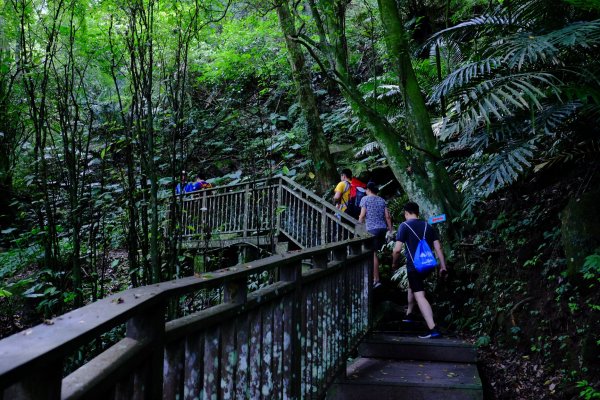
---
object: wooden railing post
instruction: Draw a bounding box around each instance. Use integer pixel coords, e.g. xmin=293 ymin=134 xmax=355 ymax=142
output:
xmin=224 ymin=278 xmax=248 ymax=304
xmin=242 ymin=184 xmax=250 ymax=238
xmin=276 ymin=178 xmax=283 ymax=235
xmin=312 ymin=252 xmax=329 ymax=269
xmin=280 ymin=260 xmax=302 ymax=399
xmin=332 ymin=244 xmax=347 ymax=262
xmin=349 ymin=241 xmax=363 ymax=256
xmin=321 ymin=205 xmax=328 ymax=245
xmin=126 ymin=303 xmax=166 ymax=400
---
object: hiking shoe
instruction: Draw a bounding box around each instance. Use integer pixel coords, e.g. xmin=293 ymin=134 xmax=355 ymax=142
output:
xmin=402 ymin=312 xmax=420 ymax=323
xmin=418 ymin=326 xmax=442 ymax=339
xmin=373 ymin=281 xmax=382 ymax=289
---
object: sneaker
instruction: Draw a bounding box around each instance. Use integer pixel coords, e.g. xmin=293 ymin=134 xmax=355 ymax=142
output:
xmin=418 ymin=326 xmax=442 ymax=339
xmin=373 ymin=281 xmax=382 ymax=289
xmin=402 ymin=312 xmax=420 ymax=323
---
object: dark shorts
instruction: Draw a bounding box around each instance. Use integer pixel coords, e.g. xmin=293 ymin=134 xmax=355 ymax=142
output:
xmin=369 ymin=228 xmax=387 ymax=251
xmin=407 ymin=267 xmax=431 ymax=292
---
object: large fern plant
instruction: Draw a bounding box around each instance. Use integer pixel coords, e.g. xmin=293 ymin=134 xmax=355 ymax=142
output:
xmin=428 ymin=0 xmax=600 ymax=214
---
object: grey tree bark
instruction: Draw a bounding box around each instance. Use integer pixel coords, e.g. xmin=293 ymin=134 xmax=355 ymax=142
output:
xmin=276 ymin=0 xmax=338 ymax=194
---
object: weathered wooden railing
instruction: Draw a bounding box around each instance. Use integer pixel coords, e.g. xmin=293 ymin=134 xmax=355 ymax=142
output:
xmin=172 ymin=176 xmax=365 ymax=248
xmin=0 ymin=237 xmax=374 ymax=400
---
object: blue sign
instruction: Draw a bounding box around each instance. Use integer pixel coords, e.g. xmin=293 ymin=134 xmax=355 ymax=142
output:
xmin=428 ymin=214 xmax=446 ymax=224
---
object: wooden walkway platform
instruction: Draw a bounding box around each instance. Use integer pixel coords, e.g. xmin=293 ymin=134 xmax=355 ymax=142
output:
xmin=328 ymin=317 xmax=483 ymax=399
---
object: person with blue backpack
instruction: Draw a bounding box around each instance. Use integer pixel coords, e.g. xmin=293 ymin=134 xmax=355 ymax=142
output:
xmin=391 ymin=201 xmax=448 ymax=338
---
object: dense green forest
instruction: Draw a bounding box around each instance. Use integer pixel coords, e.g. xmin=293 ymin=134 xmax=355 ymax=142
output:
xmin=1 ymin=0 xmax=600 ymax=397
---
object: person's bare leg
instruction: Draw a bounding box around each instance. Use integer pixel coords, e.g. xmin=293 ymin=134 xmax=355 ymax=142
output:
xmin=407 ymin=288 xmax=415 ymax=315
xmin=373 ymin=253 xmax=380 ymax=283
xmin=413 ymin=290 xmax=435 ymax=330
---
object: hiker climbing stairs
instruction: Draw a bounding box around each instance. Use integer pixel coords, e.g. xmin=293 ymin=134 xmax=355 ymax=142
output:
xmin=327 ymin=319 xmax=483 ymax=399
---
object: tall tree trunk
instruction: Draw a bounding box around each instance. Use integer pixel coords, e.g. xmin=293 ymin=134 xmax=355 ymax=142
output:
xmin=16 ymin=0 xmax=62 ymax=270
xmin=276 ymin=0 xmax=337 ymax=194
xmin=145 ymin=0 xmax=160 ymax=283
xmin=0 ymin=76 xmax=16 ymax=232
xmin=0 ymin=14 xmax=16 ymax=231
xmin=306 ymin=0 xmax=461 ymax=225
xmin=51 ymin=1 xmax=92 ymax=307
xmin=377 ymin=0 xmax=461 ymax=219
xmin=125 ymin=0 xmax=156 ymax=284
xmin=108 ymin=17 xmax=139 ymax=287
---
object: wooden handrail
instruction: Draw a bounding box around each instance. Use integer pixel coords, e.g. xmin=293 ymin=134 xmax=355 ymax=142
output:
xmin=1 ymin=178 xmax=375 ymax=399
xmin=0 ymin=237 xmax=374 ymax=399
xmin=167 ymin=176 xmax=366 ymax=249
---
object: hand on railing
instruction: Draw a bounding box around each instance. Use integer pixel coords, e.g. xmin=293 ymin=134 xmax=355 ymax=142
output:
xmin=385 ymin=230 xmax=395 ymax=242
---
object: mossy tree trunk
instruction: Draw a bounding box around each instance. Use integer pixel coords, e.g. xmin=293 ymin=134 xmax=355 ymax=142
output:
xmin=377 ymin=0 xmax=461 ymax=220
xmin=276 ymin=0 xmax=337 ymax=194
xmin=561 ymin=193 xmax=600 ymax=277
xmin=306 ymin=0 xmax=461 ymax=225
xmin=0 ymin=16 xmax=18 ymax=231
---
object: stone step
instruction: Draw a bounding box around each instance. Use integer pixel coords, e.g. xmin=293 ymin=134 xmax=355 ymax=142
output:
xmin=327 ymin=358 xmax=483 ymax=400
xmin=358 ymin=333 xmax=478 ymax=363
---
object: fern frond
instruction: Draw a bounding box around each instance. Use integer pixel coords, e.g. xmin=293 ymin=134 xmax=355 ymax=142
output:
xmin=355 ymin=141 xmax=380 ymax=158
xmin=534 ymin=101 xmax=580 ymax=136
xmin=534 ymin=140 xmax=600 ymax=172
xmin=489 ymin=20 xmax=600 ymax=70
xmin=375 ymin=85 xmax=401 ymax=100
xmin=427 ymin=38 xmax=465 ymax=74
xmin=511 ymin=0 xmax=554 ymax=27
xmin=547 ymin=20 xmax=600 ymax=49
xmin=428 ymin=14 xmax=512 ymax=43
xmin=495 ymin=33 xmax=559 ymax=69
xmin=442 ymin=73 xmax=559 ymax=138
xmin=430 ymin=58 xmax=502 ymax=101
xmin=476 ymin=140 xmax=536 ymax=195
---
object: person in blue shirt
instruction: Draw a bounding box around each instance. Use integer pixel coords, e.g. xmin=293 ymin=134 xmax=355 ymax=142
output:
xmin=392 ymin=201 xmax=448 ymax=338
xmin=190 ymin=175 xmax=212 ymax=191
xmin=175 ymin=171 xmax=187 ymax=195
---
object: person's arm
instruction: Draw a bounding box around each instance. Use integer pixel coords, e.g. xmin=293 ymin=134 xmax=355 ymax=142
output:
xmin=333 ymin=181 xmax=344 ymax=204
xmin=391 ymin=241 xmax=404 ymax=269
xmin=384 ymin=208 xmax=392 ymax=232
xmin=358 ymin=207 xmax=366 ymax=223
xmin=433 ymin=240 xmax=448 ymax=275
xmin=333 ymin=190 xmax=341 ymax=204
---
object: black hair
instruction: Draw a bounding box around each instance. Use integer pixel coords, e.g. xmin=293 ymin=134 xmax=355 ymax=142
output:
xmin=366 ymin=181 xmax=379 ymax=194
xmin=403 ymin=201 xmax=420 ymax=216
xmin=341 ymin=168 xmax=352 ymax=179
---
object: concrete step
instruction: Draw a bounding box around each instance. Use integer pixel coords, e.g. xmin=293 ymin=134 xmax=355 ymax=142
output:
xmin=358 ymin=332 xmax=477 ymax=363
xmin=327 ymin=358 xmax=483 ymax=400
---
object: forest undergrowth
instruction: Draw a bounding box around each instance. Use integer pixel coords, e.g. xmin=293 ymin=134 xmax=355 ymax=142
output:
xmin=435 ymin=167 xmax=600 ymax=399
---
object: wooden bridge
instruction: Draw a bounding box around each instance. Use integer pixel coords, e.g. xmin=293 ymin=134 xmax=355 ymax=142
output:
xmin=170 ymin=176 xmax=365 ymax=250
xmin=0 ymin=177 xmax=482 ymax=399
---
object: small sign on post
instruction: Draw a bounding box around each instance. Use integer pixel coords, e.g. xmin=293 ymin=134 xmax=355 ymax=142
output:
xmin=428 ymin=214 xmax=446 ymax=224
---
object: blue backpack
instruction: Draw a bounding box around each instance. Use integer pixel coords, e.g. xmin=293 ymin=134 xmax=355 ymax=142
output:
xmin=403 ymin=222 xmax=438 ymax=273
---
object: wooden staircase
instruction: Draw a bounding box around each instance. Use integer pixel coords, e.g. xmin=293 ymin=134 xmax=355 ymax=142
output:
xmin=327 ymin=317 xmax=484 ymax=399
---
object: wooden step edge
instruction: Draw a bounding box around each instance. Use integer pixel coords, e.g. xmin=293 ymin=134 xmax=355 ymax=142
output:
xmin=357 ymin=341 xmax=478 ymax=363
xmin=363 ymin=334 xmax=476 ymax=348
xmin=333 ymin=379 xmax=484 ymax=391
